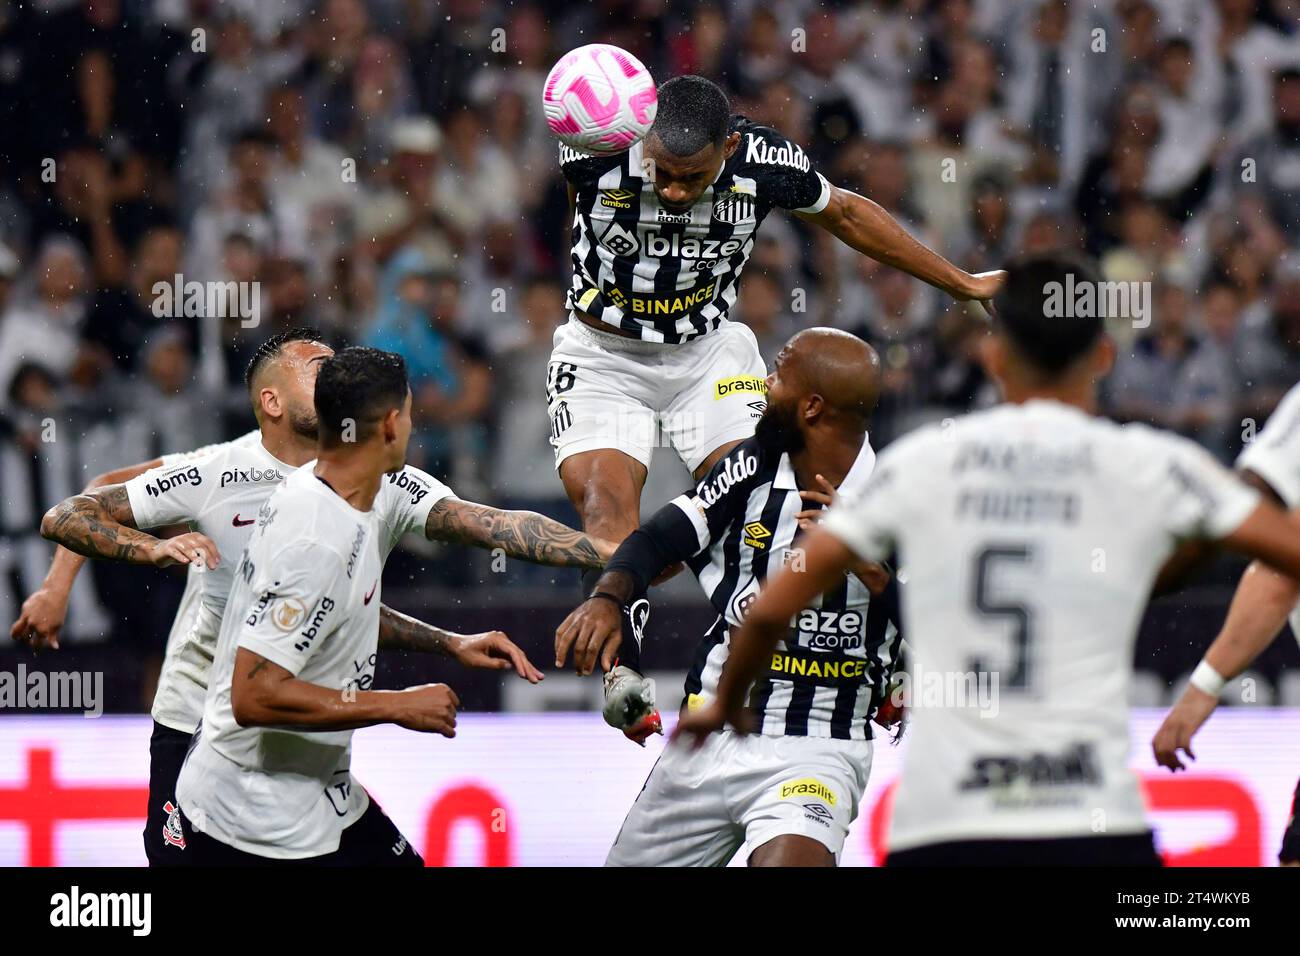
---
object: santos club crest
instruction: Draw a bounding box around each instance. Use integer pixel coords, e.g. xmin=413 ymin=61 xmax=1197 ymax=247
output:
xmin=713 ymin=191 xmax=754 ymax=224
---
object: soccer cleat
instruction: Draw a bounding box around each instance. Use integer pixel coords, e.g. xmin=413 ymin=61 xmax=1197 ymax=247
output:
xmin=602 ymin=665 xmax=663 ymax=746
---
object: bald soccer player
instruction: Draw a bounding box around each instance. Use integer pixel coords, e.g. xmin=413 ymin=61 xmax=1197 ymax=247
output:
xmin=556 ymin=329 xmax=905 ymax=866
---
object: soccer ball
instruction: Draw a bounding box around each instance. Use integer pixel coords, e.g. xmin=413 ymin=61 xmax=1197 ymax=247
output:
xmin=542 ymin=43 xmax=657 ymax=156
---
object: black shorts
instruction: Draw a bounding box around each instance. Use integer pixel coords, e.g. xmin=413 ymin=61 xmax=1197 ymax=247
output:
xmin=1281 ymin=777 xmax=1300 ymax=865
xmin=178 ymin=796 xmax=423 ymax=866
xmin=885 ymin=831 xmax=1163 ymax=867
xmin=143 ymin=721 xmax=194 ymax=867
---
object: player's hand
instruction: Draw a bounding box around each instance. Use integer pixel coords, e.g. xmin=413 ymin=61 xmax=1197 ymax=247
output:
xmin=795 ymin=473 xmax=838 ymax=529
xmin=448 ymin=630 xmax=544 ymax=683
xmin=148 ymin=532 xmax=219 ymax=570
xmin=1152 ymin=686 xmax=1219 ymax=772
xmin=554 ymin=597 xmax=622 ymax=676
xmin=393 ymin=683 xmax=460 ymax=737
xmin=955 ymin=270 xmax=1006 ymax=319
xmin=10 ymin=585 xmax=70 ymax=651
xmin=671 ymin=700 xmax=754 ymax=750
xmin=955 ymin=269 xmax=1006 ymax=302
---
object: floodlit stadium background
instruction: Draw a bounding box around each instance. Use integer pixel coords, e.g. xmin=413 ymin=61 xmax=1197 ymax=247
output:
xmin=1 ymin=0 xmax=1299 ymax=865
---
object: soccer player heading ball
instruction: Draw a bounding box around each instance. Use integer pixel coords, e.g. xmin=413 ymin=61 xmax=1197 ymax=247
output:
xmin=548 ymin=69 xmax=1004 ymax=740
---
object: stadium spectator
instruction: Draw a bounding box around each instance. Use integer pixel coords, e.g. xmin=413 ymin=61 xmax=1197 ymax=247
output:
xmin=2 ymin=0 xmax=1300 ymax=700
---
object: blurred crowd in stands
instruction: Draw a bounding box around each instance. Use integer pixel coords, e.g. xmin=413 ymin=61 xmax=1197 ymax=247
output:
xmin=3 ymin=0 xmax=1300 ymax=647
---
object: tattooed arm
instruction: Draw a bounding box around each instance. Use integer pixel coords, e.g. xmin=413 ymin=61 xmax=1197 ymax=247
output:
xmin=379 ymin=604 xmax=457 ymax=655
xmin=379 ymin=604 xmax=544 ymax=682
xmin=423 ymin=498 xmax=614 ymax=569
xmin=13 ymin=458 xmax=164 ymax=650
xmin=39 ymin=485 xmax=218 ymax=569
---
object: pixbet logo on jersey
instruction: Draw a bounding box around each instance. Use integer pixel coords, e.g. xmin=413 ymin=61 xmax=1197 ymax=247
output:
xmin=220 ymin=466 xmax=285 ymax=488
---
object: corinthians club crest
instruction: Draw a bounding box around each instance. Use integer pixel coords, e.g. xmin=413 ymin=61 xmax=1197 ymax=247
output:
xmin=162 ymin=800 xmax=187 ymax=850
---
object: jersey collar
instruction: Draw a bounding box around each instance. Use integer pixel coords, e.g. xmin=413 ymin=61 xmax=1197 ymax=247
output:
xmin=773 ymin=432 xmax=876 ymax=494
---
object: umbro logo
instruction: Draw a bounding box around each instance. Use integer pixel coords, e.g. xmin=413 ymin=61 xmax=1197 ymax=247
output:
xmin=803 ymin=803 xmax=833 ymax=826
xmin=600 ymin=188 xmax=635 ymax=209
xmin=743 ymin=521 xmax=771 ymax=549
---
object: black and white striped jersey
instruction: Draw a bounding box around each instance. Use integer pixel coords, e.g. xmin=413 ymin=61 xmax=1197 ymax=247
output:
xmin=559 ymin=115 xmax=831 ymax=344
xmin=669 ymin=436 xmax=902 ymax=740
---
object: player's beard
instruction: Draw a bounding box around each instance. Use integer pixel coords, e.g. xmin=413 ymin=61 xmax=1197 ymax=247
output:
xmin=753 ymin=398 xmax=804 ymax=456
xmin=287 ymin=402 xmax=319 ymax=440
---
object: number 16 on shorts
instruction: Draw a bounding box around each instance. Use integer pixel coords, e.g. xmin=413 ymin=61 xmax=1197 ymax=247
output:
xmin=547 ymin=362 xmax=578 ymax=404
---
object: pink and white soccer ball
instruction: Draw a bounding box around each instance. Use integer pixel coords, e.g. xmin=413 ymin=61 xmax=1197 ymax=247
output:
xmin=542 ymin=44 xmax=658 ymax=155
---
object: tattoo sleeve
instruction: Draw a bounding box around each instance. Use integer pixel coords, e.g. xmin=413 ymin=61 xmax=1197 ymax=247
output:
xmin=378 ymin=604 xmax=457 ymax=655
xmin=40 ymin=485 xmax=159 ymax=564
xmin=424 ymin=499 xmax=604 ymax=569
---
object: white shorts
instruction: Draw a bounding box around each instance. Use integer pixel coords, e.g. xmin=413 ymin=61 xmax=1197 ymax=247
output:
xmin=547 ymin=315 xmax=767 ymax=472
xmin=605 ymin=730 xmax=873 ymax=867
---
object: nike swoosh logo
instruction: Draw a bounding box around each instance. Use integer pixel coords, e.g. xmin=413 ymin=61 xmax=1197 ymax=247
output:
xmin=364 ymin=580 xmax=378 ymax=605
xmin=232 ymin=515 xmax=255 ymax=527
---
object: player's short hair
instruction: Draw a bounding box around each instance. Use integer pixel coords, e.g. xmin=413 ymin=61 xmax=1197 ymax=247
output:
xmin=991 ymin=252 xmax=1105 ymax=376
xmin=244 ymin=327 xmax=328 ymax=390
xmin=650 ymin=75 xmax=731 ymax=156
xmin=314 ymin=346 xmax=409 ymax=447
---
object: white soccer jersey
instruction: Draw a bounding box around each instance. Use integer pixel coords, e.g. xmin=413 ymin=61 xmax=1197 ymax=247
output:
xmin=820 ymin=400 xmax=1260 ymax=850
xmin=176 ymin=466 xmax=389 ymax=858
xmin=126 ymin=439 xmax=452 ymax=733
xmin=1237 ymin=380 xmax=1300 ymax=646
xmin=148 ymin=430 xmax=260 ymax=732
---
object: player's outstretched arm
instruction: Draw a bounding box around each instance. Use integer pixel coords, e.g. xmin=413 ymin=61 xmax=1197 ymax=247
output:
xmin=554 ymin=497 xmax=704 ymax=675
xmin=675 ymin=526 xmax=854 ymax=747
xmin=11 ymin=457 xmax=163 ymax=650
xmin=378 ymin=604 xmax=543 ymax=683
xmin=1153 ymin=551 xmax=1300 ymax=772
xmin=231 ymin=646 xmax=460 ymax=736
xmin=423 ymin=498 xmax=613 ymax=569
xmin=39 ymin=485 xmax=218 ymax=570
xmin=796 ymin=186 xmax=1005 ymax=305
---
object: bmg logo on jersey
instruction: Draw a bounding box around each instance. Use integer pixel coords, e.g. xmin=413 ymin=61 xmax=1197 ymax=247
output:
xmin=145 ymin=465 xmax=201 ymax=497
xmin=294 ymin=597 xmax=336 ymax=652
xmin=386 ymin=469 xmax=430 ymax=506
